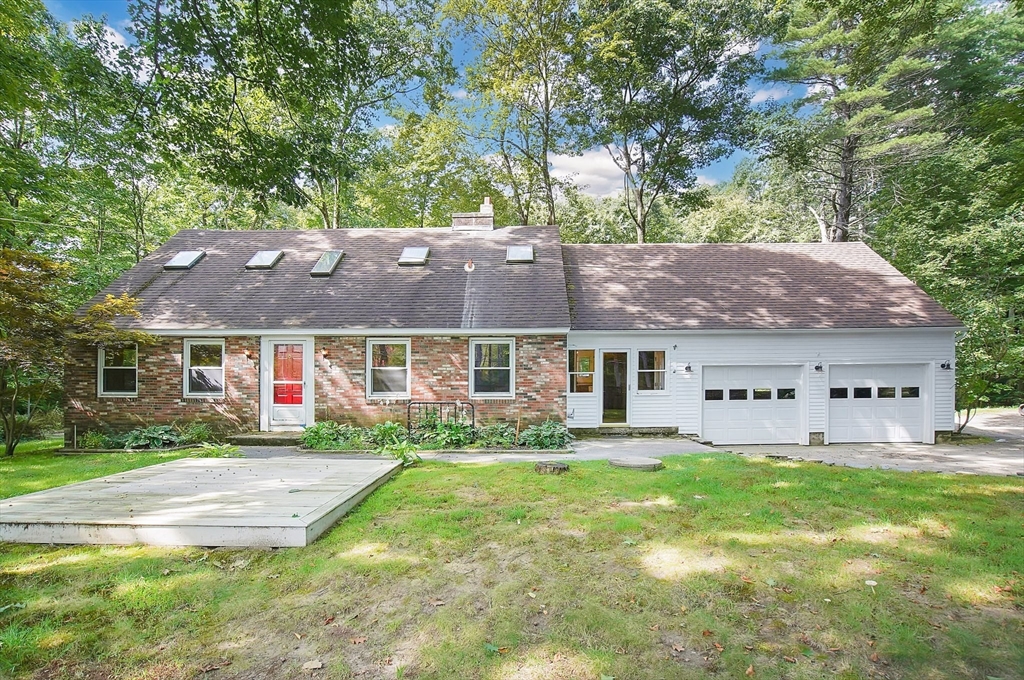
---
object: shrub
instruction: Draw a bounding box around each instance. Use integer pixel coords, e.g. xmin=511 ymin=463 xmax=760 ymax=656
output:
xmin=192 ymin=442 xmax=243 ymax=458
xmin=123 ymin=425 xmax=182 ymax=450
xmin=477 ymin=423 xmax=518 ymax=448
xmin=379 ymin=439 xmax=422 ymax=467
xmin=80 ymin=430 xmax=109 ymax=449
xmin=176 ymin=421 xmax=214 ymax=445
xmin=367 ymin=421 xmax=408 ymax=447
xmin=300 ymin=421 xmax=365 ymax=450
xmin=420 ymin=420 xmax=476 ymax=448
xmin=518 ymin=420 xmax=574 ymax=450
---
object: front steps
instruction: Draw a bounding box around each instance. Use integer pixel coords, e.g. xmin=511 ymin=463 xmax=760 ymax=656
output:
xmin=227 ymin=431 xmax=303 ymax=446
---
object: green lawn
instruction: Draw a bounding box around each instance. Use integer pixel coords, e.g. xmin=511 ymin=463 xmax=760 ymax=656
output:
xmin=0 ymin=449 xmax=1021 ymax=680
xmin=0 ymin=440 xmax=197 ymax=500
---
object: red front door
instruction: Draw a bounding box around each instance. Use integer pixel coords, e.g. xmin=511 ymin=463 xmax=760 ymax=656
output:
xmin=273 ymin=344 xmax=304 ymax=405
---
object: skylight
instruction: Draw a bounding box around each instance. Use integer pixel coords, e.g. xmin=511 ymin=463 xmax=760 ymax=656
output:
xmin=398 ymin=246 xmax=430 ymax=266
xmin=506 ymin=245 xmax=535 ymax=263
xmin=310 ymin=250 xmax=344 ymax=277
xmin=163 ymin=250 xmax=206 ymax=270
xmin=245 ymin=250 xmax=284 ymax=270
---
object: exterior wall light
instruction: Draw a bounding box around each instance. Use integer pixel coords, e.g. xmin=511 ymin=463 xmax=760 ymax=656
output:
xmin=814 ymin=362 xmax=824 ymax=372
xmin=940 ymin=361 xmax=951 ymax=370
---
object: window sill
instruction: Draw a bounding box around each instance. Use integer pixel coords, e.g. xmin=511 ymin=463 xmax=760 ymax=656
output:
xmin=98 ymin=393 xmax=138 ymax=399
xmin=183 ymin=395 xmax=225 ymax=401
xmin=470 ymin=394 xmax=515 ymax=400
xmin=568 ymin=392 xmax=597 ymax=397
xmin=367 ymin=395 xmax=410 ymax=401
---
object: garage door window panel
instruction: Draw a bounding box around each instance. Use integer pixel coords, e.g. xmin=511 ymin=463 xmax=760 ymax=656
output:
xmin=901 ymin=387 xmax=920 ymax=398
xmin=830 ymin=387 xmax=848 ymax=399
xmin=877 ymin=387 xmax=896 ymax=399
xmin=704 ymin=389 xmax=724 ymax=400
xmin=853 ymin=387 xmax=872 ymax=399
xmin=753 ymin=388 xmax=772 ymax=400
xmin=777 ymin=388 xmax=796 ymax=400
xmin=729 ymin=389 xmax=748 ymax=400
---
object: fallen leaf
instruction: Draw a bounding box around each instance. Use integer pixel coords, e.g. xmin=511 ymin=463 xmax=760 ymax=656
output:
xmin=784 ymin=656 xmax=797 ymax=663
xmin=741 ymin=576 xmax=754 ymax=584
xmin=868 ymin=640 xmax=876 ymax=647
xmin=870 ymin=653 xmax=880 ymax=663
xmin=162 ymin=569 xmax=171 ymax=576
xmin=323 ymin=616 xmax=335 ymax=625
xmin=528 ymin=592 xmax=536 ymax=599
xmin=497 ymin=647 xmax=511 ymax=654
xmin=649 ymin=624 xmax=659 ymax=631
xmin=713 ymin=642 xmax=724 ymax=652
xmin=294 ymin=633 xmax=302 ymax=640
xmin=744 ymin=645 xmax=754 ymax=651
xmin=920 ymin=585 xmax=928 ymax=594
xmin=702 ymin=629 xmax=714 ymax=637
xmin=746 ymin=665 xmax=755 ymax=676
xmin=429 ymin=598 xmax=445 ymax=607
xmin=350 ymin=636 xmax=367 ymax=645
xmin=301 ymin=660 xmax=323 ymax=670
xmin=672 ymin=644 xmax=684 ymax=652
xmin=829 ymin=647 xmax=841 ymax=652
xmin=679 ymin=605 xmax=687 ymax=614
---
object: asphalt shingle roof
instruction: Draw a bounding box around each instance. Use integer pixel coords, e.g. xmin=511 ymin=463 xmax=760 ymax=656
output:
xmin=562 ymin=242 xmax=961 ymax=331
xmin=90 ymin=227 xmax=571 ymax=331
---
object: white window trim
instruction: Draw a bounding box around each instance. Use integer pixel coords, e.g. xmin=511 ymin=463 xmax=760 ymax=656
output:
xmin=366 ymin=338 xmax=411 ymax=399
xmin=635 ymin=348 xmax=668 ymax=394
xmin=469 ymin=338 xmax=515 ymax=399
xmin=568 ymin=348 xmax=597 ymax=396
xmin=97 ymin=344 xmax=138 ymax=398
xmin=183 ymin=338 xmax=226 ymax=398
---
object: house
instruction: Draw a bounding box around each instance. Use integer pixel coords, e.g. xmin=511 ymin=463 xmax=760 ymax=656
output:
xmin=64 ymin=202 xmax=962 ymax=446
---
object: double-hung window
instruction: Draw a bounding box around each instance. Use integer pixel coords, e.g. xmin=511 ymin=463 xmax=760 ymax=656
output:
xmin=367 ymin=339 xmax=410 ymax=398
xmin=184 ymin=339 xmax=225 ymax=397
xmin=637 ymin=350 xmax=667 ymax=391
xmin=568 ymin=349 xmax=595 ymax=393
xmin=99 ymin=344 xmax=138 ymax=397
xmin=470 ymin=339 xmax=514 ymax=398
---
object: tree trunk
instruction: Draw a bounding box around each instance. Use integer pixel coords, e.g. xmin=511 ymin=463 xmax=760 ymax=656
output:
xmin=832 ymin=135 xmax=857 ymax=242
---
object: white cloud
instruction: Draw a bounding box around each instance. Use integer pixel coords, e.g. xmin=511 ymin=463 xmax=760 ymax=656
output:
xmin=103 ymin=26 xmax=129 ymax=48
xmin=551 ymin=149 xmax=719 ymax=197
xmin=749 ymin=86 xmax=789 ymax=104
xmin=452 ymin=88 xmax=470 ymax=100
xmin=550 ymin=149 xmax=624 ymax=197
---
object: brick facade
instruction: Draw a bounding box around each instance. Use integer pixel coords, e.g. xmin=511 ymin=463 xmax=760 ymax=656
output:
xmin=315 ymin=335 xmax=566 ymax=426
xmin=64 ymin=337 xmax=261 ymax=445
xmin=65 ymin=334 xmax=566 ymax=444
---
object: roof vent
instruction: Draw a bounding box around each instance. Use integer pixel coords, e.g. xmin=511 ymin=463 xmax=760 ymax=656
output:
xmin=310 ymin=250 xmax=344 ymax=277
xmin=398 ymin=246 xmax=430 ymax=266
xmin=245 ymin=250 xmax=284 ymax=269
xmin=506 ymin=245 xmax=535 ymax=263
xmin=164 ymin=250 xmax=206 ymax=270
xmin=452 ymin=196 xmax=495 ymax=231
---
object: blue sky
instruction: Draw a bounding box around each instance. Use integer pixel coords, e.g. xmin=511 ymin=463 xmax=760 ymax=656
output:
xmin=44 ymin=0 xmax=801 ymax=192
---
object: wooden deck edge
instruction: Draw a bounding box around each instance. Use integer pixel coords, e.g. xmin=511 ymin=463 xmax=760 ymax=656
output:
xmin=0 ymin=521 xmax=307 ymax=548
xmin=304 ymin=463 xmax=402 ymax=545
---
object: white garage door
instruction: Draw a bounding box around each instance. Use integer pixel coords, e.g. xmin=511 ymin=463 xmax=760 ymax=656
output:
xmin=702 ymin=366 xmax=802 ymax=444
xmin=829 ymin=364 xmax=925 ymax=443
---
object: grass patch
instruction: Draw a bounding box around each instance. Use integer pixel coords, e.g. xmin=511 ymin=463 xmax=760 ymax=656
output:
xmin=0 ymin=439 xmax=197 ymax=500
xmin=1 ymin=453 xmax=1021 ymax=679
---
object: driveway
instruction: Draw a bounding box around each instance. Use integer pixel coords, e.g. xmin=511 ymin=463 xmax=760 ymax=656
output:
xmin=963 ymin=407 xmax=1024 ymax=441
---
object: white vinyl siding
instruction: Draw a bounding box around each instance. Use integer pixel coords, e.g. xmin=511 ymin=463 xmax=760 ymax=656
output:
xmin=566 ymin=329 xmax=956 ymax=444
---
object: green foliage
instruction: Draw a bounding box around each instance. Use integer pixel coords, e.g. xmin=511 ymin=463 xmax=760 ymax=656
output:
xmin=191 ymin=442 xmax=243 ymax=458
xmin=517 ymin=420 xmax=574 ymax=449
xmin=79 ymin=431 xmax=108 ymax=450
xmin=378 ymin=439 xmax=422 ymax=467
xmin=122 ymin=426 xmax=181 ymax=451
xmin=419 ymin=420 xmax=476 ymax=449
xmin=175 ymin=421 xmax=215 ymax=446
xmin=300 ymin=421 xmax=365 ymax=450
xmin=367 ymin=421 xmax=409 ymax=447
xmin=477 ymin=423 xmax=518 ymax=448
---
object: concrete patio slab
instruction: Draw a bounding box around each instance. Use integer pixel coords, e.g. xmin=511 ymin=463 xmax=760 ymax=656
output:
xmin=0 ymin=457 xmax=400 ymax=547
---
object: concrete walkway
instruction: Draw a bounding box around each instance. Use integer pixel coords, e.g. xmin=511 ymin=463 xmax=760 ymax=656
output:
xmin=241 ymin=437 xmax=714 ymax=464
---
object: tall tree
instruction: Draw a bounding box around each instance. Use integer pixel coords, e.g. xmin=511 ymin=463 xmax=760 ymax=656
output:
xmin=763 ymin=0 xmax=952 ymax=242
xmin=129 ymin=0 xmax=452 ymax=229
xmin=449 ymin=0 xmax=581 ymax=226
xmin=575 ymin=0 xmax=782 ymax=243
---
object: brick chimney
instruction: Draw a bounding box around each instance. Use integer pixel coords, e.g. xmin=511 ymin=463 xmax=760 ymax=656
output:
xmin=451 ymin=197 xmax=495 ymax=231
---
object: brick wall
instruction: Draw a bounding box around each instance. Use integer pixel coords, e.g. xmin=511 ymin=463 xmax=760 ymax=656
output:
xmin=315 ymin=335 xmax=566 ymax=426
xmin=64 ymin=337 xmax=260 ymax=445
xmin=65 ymin=334 xmax=566 ymax=444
